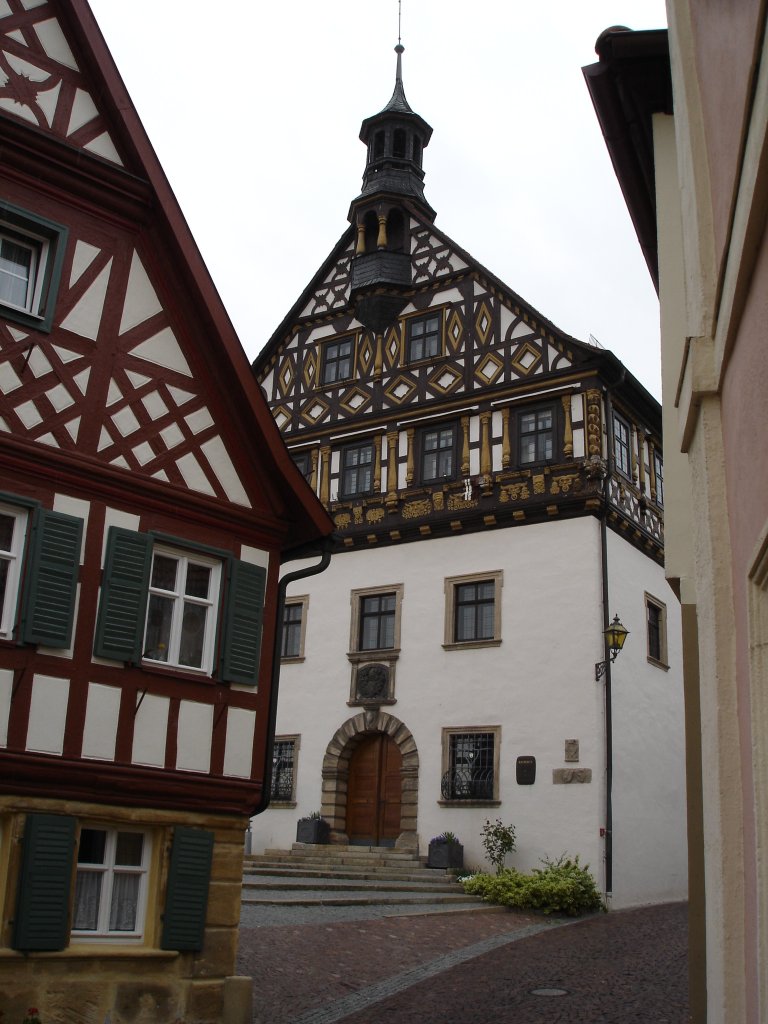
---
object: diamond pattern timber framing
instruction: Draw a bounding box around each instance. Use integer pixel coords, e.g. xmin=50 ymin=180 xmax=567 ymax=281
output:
xmin=0 ymin=238 xmax=251 ymax=506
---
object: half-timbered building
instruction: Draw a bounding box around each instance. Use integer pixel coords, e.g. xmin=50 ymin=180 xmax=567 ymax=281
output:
xmin=0 ymin=1 xmax=332 ymax=1021
xmin=253 ymin=45 xmax=688 ymax=909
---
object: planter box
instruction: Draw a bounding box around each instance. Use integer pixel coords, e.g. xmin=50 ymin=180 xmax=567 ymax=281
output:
xmin=427 ymin=840 xmax=464 ymax=870
xmin=296 ymin=818 xmax=330 ymax=844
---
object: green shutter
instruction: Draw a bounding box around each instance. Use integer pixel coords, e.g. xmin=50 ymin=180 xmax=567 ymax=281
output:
xmin=161 ymin=826 xmax=214 ymax=951
xmin=20 ymin=508 xmax=83 ymax=647
xmin=93 ymin=527 xmax=151 ymax=663
xmin=220 ymin=560 xmax=266 ymax=685
xmin=13 ymin=813 xmax=76 ymax=951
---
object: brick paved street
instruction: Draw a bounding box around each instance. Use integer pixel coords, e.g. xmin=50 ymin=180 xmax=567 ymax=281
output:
xmin=237 ymin=901 xmax=689 ymax=1024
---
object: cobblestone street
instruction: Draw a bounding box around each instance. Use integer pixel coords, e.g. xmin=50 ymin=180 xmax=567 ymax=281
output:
xmin=237 ymin=901 xmax=689 ymax=1024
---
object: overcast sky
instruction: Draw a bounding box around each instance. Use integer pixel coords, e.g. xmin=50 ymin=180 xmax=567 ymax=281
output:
xmin=87 ymin=1 xmax=668 ymax=398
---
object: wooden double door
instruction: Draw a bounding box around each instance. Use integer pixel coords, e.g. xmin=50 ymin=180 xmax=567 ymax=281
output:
xmin=346 ymin=734 xmax=402 ymax=846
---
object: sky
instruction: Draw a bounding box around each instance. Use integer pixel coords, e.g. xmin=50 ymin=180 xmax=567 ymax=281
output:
xmin=87 ymin=1 xmax=668 ymax=398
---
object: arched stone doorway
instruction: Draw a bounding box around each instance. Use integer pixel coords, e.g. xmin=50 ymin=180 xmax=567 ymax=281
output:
xmin=319 ymin=710 xmax=419 ymax=851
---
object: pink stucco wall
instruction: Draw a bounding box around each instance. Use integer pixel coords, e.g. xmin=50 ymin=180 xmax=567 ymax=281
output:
xmin=720 ymin=145 xmax=768 ymax=1024
xmin=689 ymin=2 xmax=763 ymax=277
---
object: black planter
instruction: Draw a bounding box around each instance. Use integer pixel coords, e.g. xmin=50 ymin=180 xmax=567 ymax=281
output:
xmin=296 ymin=818 xmax=330 ymax=844
xmin=427 ymin=840 xmax=464 ymax=870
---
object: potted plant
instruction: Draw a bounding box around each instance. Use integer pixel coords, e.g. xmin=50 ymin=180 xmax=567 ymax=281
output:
xmin=427 ymin=831 xmax=464 ymax=870
xmin=296 ymin=811 xmax=330 ymax=844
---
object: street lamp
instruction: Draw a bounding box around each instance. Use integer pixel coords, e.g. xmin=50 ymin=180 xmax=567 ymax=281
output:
xmin=595 ymin=614 xmax=629 ymax=680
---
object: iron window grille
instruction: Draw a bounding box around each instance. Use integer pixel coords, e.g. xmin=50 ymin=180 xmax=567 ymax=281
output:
xmin=322 ymin=337 xmax=354 ymax=385
xmin=442 ymin=731 xmax=495 ymax=800
xmin=270 ymin=740 xmax=296 ymax=801
xmin=407 ymin=313 xmax=441 ymax=362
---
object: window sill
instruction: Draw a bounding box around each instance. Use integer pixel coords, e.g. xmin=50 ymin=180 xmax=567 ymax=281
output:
xmin=347 ymin=649 xmax=400 ymax=663
xmin=280 ymin=656 xmax=306 ymax=665
xmin=647 ymin=656 xmax=669 ymax=671
xmin=442 ymin=639 xmax=502 ymax=652
xmin=268 ymin=800 xmax=297 ymax=809
xmin=438 ymin=799 xmax=501 ymax=808
xmin=0 ymin=946 xmax=177 ymax=960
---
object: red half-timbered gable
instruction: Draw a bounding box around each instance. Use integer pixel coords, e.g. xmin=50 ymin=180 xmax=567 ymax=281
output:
xmin=0 ymin=1 xmax=331 ymax=1018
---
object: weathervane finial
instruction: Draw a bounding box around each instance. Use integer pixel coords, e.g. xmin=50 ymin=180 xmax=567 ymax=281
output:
xmin=398 ymin=0 xmax=402 ymax=47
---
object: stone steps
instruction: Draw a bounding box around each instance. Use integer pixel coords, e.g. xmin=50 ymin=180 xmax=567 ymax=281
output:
xmin=242 ymin=844 xmax=491 ymax=913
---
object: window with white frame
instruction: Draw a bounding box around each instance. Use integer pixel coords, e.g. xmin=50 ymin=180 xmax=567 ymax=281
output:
xmin=143 ymin=546 xmax=221 ymax=673
xmin=0 ymin=202 xmax=67 ymax=331
xmin=441 ymin=727 xmax=500 ymax=802
xmin=444 ymin=571 xmax=503 ymax=648
xmin=0 ymin=503 xmax=28 ymax=639
xmin=72 ymin=827 xmax=149 ymax=939
xmin=645 ymin=593 xmax=668 ymax=667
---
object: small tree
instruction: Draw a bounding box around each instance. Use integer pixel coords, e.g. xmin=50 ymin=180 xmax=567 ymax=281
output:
xmin=481 ymin=818 xmax=516 ymax=873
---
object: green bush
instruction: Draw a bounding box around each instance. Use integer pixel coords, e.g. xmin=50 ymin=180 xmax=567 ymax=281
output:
xmin=461 ymin=854 xmax=604 ymax=916
xmin=480 ymin=818 xmax=516 ymax=874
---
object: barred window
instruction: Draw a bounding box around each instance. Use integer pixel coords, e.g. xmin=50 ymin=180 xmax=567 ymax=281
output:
xmin=271 ymin=738 xmax=296 ymax=802
xmin=441 ymin=729 xmax=498 ymax=801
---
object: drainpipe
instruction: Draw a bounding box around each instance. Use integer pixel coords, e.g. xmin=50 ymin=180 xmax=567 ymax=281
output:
xmin=250 ymin=536 xmax=335 ymax=821
xmin=600 ymin=375 xmax=623 ymax=900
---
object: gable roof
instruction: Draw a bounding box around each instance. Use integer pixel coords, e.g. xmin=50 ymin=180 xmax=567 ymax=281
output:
xmin=0 ymin=0 xmax=332 ymax=548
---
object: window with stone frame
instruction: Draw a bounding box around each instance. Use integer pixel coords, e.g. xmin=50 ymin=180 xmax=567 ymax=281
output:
xmin=322 ymin=336 xmax=354 ymax=385
xmin=443 ymin=570 xmax=503 ymax=649
xmin=419 ymin=422 xmax=457 ymax=484
xmin=281 ymin=596 xmax=309 ymax=660
xmin=72 ymin=826 xmax=150 ymax=940
xmin=646 ymin=593 xmax=668 ymax=668
xmin=270 ymin=737 xmax=298 ymax=803
xmin=440 ymin=727 xmax=500 ymax=803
